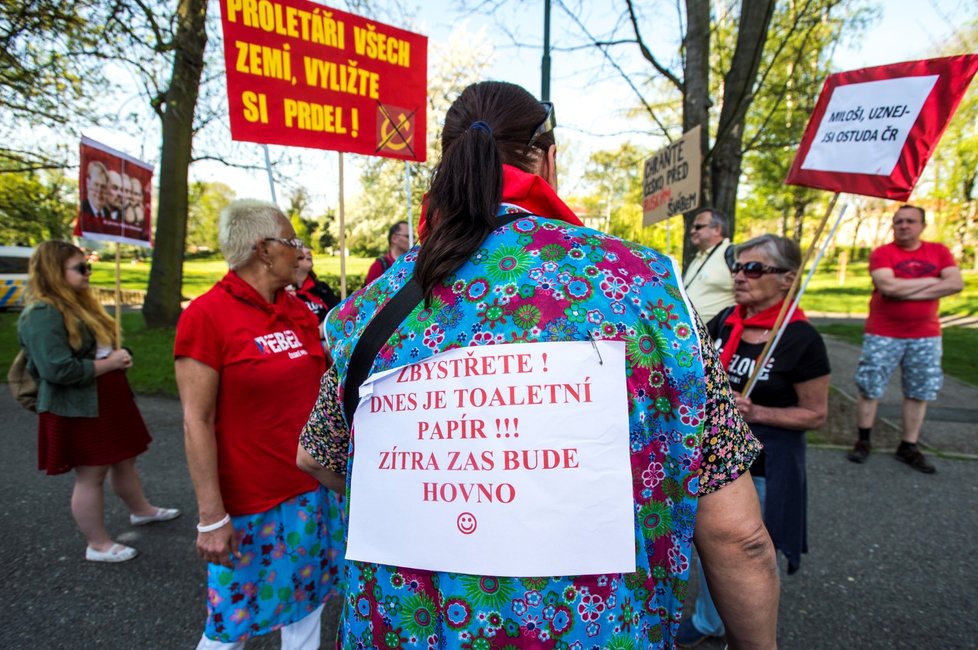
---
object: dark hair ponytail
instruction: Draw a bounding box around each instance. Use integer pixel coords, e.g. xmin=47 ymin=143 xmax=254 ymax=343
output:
xmin=415 ymin=82 xmax=553 ymax=305
xmin=415 ymin=123 xmax=501 ymax=305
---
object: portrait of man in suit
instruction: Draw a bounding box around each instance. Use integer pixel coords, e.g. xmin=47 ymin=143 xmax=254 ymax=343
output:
xmin=81 ymin=160 xmax=109 ymax=232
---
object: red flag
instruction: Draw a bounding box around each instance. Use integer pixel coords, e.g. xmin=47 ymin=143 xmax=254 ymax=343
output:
xmin=218 ymin=0 xmax=427 ymax=161
xmin=785 ymin=55 xmax=978 ymax=200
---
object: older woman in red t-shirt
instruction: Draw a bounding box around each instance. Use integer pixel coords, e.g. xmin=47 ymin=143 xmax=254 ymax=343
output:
xmin=175 ymin=200 xmax=343 ymax=649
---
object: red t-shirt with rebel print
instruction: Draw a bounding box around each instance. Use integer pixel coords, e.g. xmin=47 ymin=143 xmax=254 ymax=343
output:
xmin=865 ymin=241 xmax=957 ymax=338
xmin=175 ymin=271 xmax=326 ymax=515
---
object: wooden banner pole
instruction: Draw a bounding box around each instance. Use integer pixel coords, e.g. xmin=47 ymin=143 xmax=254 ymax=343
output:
xmin=114 ymin=243 xmax=122 ymax=348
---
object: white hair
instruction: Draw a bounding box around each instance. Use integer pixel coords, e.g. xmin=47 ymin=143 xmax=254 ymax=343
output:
xmin=219 ymin=199 xmax=284 ymax=270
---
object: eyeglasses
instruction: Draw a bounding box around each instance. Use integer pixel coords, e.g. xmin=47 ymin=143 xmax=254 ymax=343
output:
xmin=263 ymin=237 xmax=305 ymax=249
xmin=526 ymin=101 xmax=556 ymax=150
xmin=731 ymin=261 xmax=789 ymax=279
xmin=67 ymin=262 xmax=92 ymax=275
xmin=691 ymin=223 xmax=714 ymax=231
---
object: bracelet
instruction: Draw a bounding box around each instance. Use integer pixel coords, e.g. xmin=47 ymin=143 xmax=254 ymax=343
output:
xmin=196 ymin=514 xmax=231 ymax=533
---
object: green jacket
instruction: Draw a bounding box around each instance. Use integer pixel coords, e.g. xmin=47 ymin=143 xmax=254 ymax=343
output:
xmin=17 ymin=302 xmax=99 ymax=417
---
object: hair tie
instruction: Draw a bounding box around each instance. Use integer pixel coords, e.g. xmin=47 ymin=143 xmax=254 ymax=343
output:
xmin=470 ymin=121 xmax=492 ymax=135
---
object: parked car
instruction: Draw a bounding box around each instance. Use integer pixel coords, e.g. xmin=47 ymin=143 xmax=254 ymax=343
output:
xmin=0 ymin=245 xmax=34 ymax=310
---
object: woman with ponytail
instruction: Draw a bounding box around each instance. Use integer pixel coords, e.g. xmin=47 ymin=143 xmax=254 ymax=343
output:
xmin=299 ymin=82 xmax=779 ymax=648
xmin=16 ymin=241 xmax=178 ymax=563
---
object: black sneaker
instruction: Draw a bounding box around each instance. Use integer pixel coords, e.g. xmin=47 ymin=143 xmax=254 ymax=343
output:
xmin=895 ymin=445 xmax=936 ymax=474
xmin=846 ymin=440 xmax=871 ymax=463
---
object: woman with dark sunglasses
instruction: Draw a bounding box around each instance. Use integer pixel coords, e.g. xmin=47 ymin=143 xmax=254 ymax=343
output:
xmin=16 ymin=241 xmax=178 ymax=563
xmin=299 ymin=81 xmax=779 ymax=649
xmin=678 ymin=234 xmax=830 ymax=646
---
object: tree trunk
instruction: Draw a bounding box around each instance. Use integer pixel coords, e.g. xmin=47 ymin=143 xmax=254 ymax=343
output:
xmin=792 ymin=191 xmax=806 ymax=242
xmin=143 ymin=0 xmax=208 ymax=328
xmin=709 ymin=0 xmax=776 ymax=235
xmin=681 ymin=0 xmax=710 ymax=267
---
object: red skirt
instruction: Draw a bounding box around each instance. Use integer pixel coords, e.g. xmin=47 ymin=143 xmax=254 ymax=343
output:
xmin=37 ymin=370 xmax=152 ymax=475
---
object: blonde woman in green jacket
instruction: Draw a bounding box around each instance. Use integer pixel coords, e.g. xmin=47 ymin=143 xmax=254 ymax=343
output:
xmin=17 ymin=241 xmax=179 ymax=562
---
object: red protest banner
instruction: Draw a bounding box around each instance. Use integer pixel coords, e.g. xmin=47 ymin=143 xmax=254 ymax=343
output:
xmin=75 ymin=137 xmax=154 ymax=247
xmin=785 ymin=55 xmax=978 ymax=200
xmin=219 ymin=0 xmax=427 ymax=161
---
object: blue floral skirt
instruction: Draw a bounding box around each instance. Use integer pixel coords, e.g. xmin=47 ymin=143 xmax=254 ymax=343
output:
xmin=204 ymin=486 xmax=346 ymax=642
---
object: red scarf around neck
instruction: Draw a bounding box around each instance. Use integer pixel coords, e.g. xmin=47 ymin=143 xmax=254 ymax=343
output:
xmin=719 ymin=299 xmax=807 ymax=371
xmin=418 ymin=164 xmax=583 ymax=238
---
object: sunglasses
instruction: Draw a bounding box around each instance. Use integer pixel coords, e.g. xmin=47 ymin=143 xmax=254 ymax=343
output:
xmin=68 ymin=262 xmax=93 ymax=275
xmin=526 ymin=101 xmax=556 ymax=150
xmin=691 ymin=223 xmax=714 ymax=231
xmin=731 ymin=261 xmax=789 ymax=279
xmin=263 ymin=237 xmax=305 ymax=249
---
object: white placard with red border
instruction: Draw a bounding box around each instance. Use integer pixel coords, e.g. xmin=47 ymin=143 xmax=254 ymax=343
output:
xmin=345 ymin=340 xmax=635 ymax=577
xmin=786 ymin=55 xmax=978 ymax=200
xmin=75 ymin=137 xmax=154 ymax=247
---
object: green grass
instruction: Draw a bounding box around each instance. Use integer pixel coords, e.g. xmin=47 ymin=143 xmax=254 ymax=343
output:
xmin=91 ymin=257 xmax=978 ymax=316
xmin=817 ymin=323 xmax=978 ymax=387
xmin=801 ymin=262 xmax=978 ymax=317
xmin=5 ymin=257 xmax=976 ymax=398
xmin=1 ymin=311 xmax=176 ymax=395
xmin=90 ymin=254 xmax=376 ymax=298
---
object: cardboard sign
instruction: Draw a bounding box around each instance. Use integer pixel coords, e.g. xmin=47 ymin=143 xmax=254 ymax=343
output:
xmin=642 ymin=125 xmax=701 ymax=226
xmin=75 ymin=137 xmax=154 ymax=247
xmin=219 ymin=0 xmax=427 ymax=161
xmin=346 ymin=341 xmax=635 ymax=576
xmin=786 ymin=55 xmax=978 ymax=200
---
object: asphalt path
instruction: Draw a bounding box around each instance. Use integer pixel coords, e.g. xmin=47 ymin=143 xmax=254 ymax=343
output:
xmin=0 ymin=387 xmax=974 ymax=649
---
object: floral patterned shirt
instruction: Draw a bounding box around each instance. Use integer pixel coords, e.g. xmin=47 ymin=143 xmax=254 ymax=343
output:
xmin=301 ymin=206 xmax=758 ymax=648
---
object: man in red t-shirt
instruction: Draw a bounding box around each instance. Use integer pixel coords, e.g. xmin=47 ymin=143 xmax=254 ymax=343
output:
xmin=847 ymin=205 xmax=963 ymax=473
xmin=363 ymin=220 xmax=410 ymax=285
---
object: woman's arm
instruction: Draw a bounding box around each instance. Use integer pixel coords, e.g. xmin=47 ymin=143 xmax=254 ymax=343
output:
xmin=735 ymin=374 xmax=829 ymax=430
xmin=695 ymin=471 xmax=780 ymax=649
xmin=94 ymin=350 xmax=131 ymax=376
xmin=20 ymin=306 xmax=91 ymax=385
xmin=175 ymin=357 xmax=239 ymax=568
xmin=296 ymin=446 xmax=345 ymax=493
xmin=297 ymin=365 xmax=350 ymax=493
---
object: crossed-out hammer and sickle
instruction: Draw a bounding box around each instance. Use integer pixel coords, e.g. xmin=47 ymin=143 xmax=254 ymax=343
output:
xmin=376 ymin=102 xmax=417 ymax=158
xmin=380 ymin=113 xmax=411 ymax=150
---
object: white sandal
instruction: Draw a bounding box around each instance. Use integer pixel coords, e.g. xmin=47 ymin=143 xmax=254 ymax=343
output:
xmin=86 ymin=543 xmax=138 ymax=563
xmin=130 ymin=507 xmax=182 ymax=526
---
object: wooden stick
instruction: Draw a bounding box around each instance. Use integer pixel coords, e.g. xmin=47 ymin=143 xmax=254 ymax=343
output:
xmin=741 ymin=192 xmax=840 ymax=396
xmin=114 ymin=243 xmax=122 ymax=348
xmin=339 ymin=151 xmax=347 ymax=300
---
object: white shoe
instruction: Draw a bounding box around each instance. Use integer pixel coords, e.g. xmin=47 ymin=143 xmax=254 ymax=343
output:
xmin=130 ymin=507 xmax=181 ymax=526
xmin=86 ymin=543 xmax=138 ymax=563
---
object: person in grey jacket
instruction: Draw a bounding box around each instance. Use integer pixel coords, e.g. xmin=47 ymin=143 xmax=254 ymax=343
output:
xmin=17 ymin=241 xmax=178 ymax=563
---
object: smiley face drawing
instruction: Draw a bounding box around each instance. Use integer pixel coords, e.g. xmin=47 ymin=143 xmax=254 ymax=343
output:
xmin=457 ymin=512 xmax=478 ymax=535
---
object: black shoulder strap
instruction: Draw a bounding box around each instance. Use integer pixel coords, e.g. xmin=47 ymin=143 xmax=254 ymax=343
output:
xmin=343 ymin=277 xmax=422 ymax=426
xmin=378 ymin=255 xmax=391 ymax=271
xmin=342 ymin=209 xmax=531 ymax=426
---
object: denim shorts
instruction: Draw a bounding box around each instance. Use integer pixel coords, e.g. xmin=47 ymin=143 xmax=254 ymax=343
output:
xmin=854 ymin=334 xmax=943 ymax=401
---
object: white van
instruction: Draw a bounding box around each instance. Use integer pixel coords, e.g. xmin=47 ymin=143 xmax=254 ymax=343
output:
xmin=0 ymin=246 xmax=34 ymax=309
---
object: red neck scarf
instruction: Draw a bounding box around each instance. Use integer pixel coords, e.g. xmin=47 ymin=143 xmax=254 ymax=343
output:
xmin=418 ymin=164 xmax=583 ymax=238
xmin=719 ymin=299 xmax=807 ymax=371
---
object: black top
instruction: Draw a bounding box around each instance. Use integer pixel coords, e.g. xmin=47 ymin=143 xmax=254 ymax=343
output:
xmin=706 ymin=308 xmax=830 ymax=574
xmin=707 ymin=313 xmax=830 ymax=412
